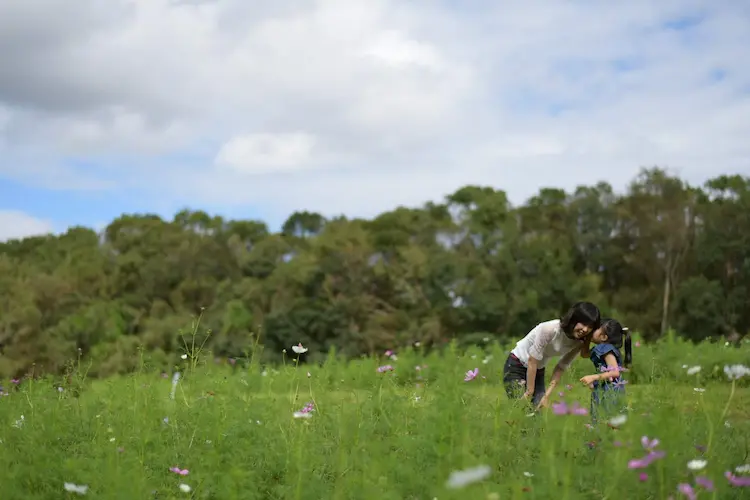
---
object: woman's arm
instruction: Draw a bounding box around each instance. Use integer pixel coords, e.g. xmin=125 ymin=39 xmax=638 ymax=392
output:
xmin=524 ymin=322 xmax=557 ymax=398
xmin=537 ymin=344 xmax=582 ymax=407
xmin=524 ymin=357 xmax=538 ymax=397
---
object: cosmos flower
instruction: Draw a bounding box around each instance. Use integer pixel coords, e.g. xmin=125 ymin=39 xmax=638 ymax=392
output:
xmin=63 ymin=483 xmax=88 ymax=495
xmin=292 ymin=343 xmax=308 ymax=354
xmin=464 ymin=368 xmax=479 ymax=382
xmin=445 ymin=465 xmax=492 ymax=489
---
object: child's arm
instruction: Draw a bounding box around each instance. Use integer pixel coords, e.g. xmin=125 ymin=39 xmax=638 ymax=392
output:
xmin=580 ymin=353 xmax=621 ymax=386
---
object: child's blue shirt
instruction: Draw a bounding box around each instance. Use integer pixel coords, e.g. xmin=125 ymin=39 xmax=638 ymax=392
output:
xmin=590 ymin=343 xmax=624 ymax=391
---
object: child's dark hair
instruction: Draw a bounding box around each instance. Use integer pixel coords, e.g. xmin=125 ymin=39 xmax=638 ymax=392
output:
xmin=600 ymin=318 xmax=633 ymax=365
xmin=560 ymin=301 xmax=601 ymax=339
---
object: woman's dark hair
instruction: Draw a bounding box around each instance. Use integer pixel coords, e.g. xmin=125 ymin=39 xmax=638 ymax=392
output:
xmin=560 ymin=301 xmax=601 ymax=339
xmin=600 ymin=318 xmax=633 ymax=366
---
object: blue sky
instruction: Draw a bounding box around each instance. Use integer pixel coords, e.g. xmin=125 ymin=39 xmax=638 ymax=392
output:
xmin=1 ymin=0 xmax=749 ymax=240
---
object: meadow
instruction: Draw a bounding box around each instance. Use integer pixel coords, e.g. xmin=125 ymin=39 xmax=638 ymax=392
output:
xmin=0 ymin=337 xmax=749 ymax=500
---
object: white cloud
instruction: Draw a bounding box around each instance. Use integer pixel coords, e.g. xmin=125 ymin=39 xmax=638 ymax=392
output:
xmin=0 ymin=210 xmax=54 ymax=242
xmin=215 ymin=133 xmax=318 ymax=174
xmin=0 ymin=0 xmax=748 ymax=225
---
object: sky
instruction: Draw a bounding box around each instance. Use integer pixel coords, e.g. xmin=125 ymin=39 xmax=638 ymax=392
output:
xmin=1 ymin=0 xmax=749 ymax=241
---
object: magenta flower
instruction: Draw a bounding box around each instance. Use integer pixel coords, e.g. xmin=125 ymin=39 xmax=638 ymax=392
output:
xmin=377 ymin=365 xmax=394 ymax=373
xmin=639 ymin=473 xmax=648 ymax=482
xmin=170 ymin=467 xmax=189 ymax=476
xmin=11 ymin=379 xmax=20 ymax=385
xmin=628 ymin=451 xmax=666 ymax=469
xmin=298 ymin=402 xmax=314 ymax=414
xmin=725 ymin=471 xmax=750 ymax=487
xmin=677 ymin=483 xmax=696 ymax=500
xmin=552 ymin=401 xmax=589 ymax=416
xmin=464 ymin=368 xmax=479 ymax=382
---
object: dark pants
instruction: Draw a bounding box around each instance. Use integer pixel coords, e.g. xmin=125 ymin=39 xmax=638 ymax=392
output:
xmin=503 ymin=353 xmax=546 ymax=406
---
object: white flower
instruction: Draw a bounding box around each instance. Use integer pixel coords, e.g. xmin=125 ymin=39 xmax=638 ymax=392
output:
xmin=694 ymin=388 xmax=705 ymax=393
xmin=293 ymin=412 xmax=312 ymax=419
xmin=724 ymin=364 xmax=750 ymax=380
xmin=180 ymin=354 xmax=188 ymax=360
xmin=687 ymin=459 xmax=707 ymax=470
xmin=63 ymin=482 xmax=88 ymax=495
xmin=179 ymin=483 xmax=191 ymax=493
xmin=523 ymin=472 xmax=534 ymax=477
xmin=292 ymin=343 xmax=308 ymax=354
xmin=608 ymin=415 xmax=628 ymax=427
xmin=12 ymin=415 xmax=24 ymax=428
xmin=735 ymin=464 xmax=750 ymax=474
xmin=109 ymin=437 xmax=115 ymax=442
xmin=686 ymin=366 xmax=701 ymax=375
xmin=445 ymin=465 xmax=492 ymax=489
xmin=170 ymin=372 xmax=181 ymax=400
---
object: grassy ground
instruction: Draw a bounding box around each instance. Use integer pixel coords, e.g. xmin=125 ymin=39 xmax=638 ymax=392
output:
xmin=0 ymin=351 xmax=749 ymax=499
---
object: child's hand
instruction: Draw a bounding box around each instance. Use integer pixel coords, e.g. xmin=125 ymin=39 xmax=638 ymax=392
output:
xmin=579 ymin=375 xmax=598 ymax=389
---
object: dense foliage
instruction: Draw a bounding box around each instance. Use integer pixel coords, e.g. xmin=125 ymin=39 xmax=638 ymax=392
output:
xmin=0 ymin=167 xmax=748 ymax=377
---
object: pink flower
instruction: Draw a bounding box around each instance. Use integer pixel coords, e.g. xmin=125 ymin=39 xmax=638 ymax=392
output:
xmin=677 ymin=483 xmax=696 ymax=500
xmin=298 ymin=402 xmax=314 ymax=414
xmin=725 ymin=471 xmax=750 ymax=487
xmin=552 ymin=401 xmax=589 ymax=416
xmin=639 ymin=473 xmax=648 ymax=482
xmin=377 ymin=365 xmax=394 ymax=373
xmin=384 ymin=350 xmax=393 ymax=357
xmin=464 ymin=368 xmax=479 ymax=382
xmin=170 ymin=467 xmax=189 ymax=476
xmin=628 ymin=451 xmax=666 ymax=469
xmin=565 ymin=384 xmax=573 ymax=390
xmin=635 ymin=341 xmax=641 ymax=347
xmin=11 ymin=379 xmax=20 ymax=385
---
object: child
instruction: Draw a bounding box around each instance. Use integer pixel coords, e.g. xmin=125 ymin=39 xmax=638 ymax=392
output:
xmin=503 ymin=301 xmax=601 ymax=408
xmin=579 ymin=318 xmax=632 ymax=422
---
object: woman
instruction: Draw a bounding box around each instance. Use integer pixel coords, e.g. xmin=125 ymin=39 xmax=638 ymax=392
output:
xmin=502 ymin=301 xmax=601 ymax=408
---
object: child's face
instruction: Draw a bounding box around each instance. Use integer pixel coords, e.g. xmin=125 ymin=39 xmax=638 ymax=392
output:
xmin=590 ymin=327 xmax=608 ymax=344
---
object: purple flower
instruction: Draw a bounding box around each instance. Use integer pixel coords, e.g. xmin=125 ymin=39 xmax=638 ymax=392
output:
xmin=552 ymin=401 xmax=589 ymax=416
xmin=695 ymin=476 xmax=714 ymax=491
xmin=725 ymin=471 xmax=750 ymax=487
xmin=639 ymin=473 xmax=648 ymax=482
xmin=641 ymin=436 xmax=660 ymax=450
xmin=377 ymin=365 xmax=394 ymax=373
xmin=677 ymin=483 xmax=696 ymax=500
xmin=464 ymin=368 xmax=479 ymax=382
xmin=628 ymin=451 xmax=666 ymax=469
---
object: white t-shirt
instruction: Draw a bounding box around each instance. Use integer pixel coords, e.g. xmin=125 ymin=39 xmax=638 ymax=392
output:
xmin=510 ymin=319 xmax=582 ymax=370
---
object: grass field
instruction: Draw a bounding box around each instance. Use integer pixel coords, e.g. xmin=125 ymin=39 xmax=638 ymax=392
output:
xmin=1 ymin=343 xmax=749 ymax=499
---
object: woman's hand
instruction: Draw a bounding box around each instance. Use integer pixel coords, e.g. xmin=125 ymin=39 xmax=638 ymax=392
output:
xmin=579 ymin=374 xmax=598 ymax=389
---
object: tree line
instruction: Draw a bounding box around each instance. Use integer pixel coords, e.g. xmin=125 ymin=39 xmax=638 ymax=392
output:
xmin=0 ymin=167 xmax=747 ymax=378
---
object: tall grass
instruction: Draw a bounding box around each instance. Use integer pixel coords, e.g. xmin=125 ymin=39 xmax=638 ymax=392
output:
xmin=0 ymin=338 xmax=748 ymax=499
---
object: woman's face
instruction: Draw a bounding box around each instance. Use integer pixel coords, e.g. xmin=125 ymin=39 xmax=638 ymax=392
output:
xmin=572 ymin=322 xmax=593 ymax=340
